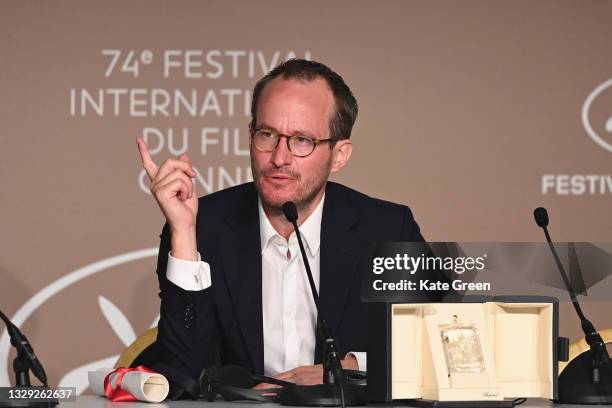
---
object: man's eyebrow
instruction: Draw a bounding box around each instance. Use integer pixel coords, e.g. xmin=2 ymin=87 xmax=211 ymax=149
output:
xmin=255 ymin=122 xmax=317 ymax=137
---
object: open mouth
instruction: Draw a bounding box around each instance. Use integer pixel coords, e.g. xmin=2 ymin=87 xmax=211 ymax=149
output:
xmin=264 ymin=171 xmax=296 ymax=180
xmin=264 ymin=174 xmax=296 ymax=186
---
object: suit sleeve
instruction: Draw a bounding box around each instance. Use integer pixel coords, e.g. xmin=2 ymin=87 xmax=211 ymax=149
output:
xmin=154 ymin=223 xmax=220 ymax=390
xmin=400 ymin=206 xmax=451 ymax=301
xmin=400 ymin=206 xmax=425 ymax=242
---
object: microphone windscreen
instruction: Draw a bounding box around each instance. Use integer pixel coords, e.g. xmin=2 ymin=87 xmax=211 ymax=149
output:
xmin=219 ymin=365 xmax=256 ymax=388
xmin=282 ymin=202 xmax=298 ymax=223
xmin=533 ymin=207 xmax=549 ymax=228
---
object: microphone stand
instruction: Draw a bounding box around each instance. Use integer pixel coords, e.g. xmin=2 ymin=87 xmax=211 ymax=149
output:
xmin=279 ymin=202 xmax=365 ymax=407
xmin=0 ymin=309 xmax=57 ymax=407
xmin=534 ymin=207 xmax=612 ymax=404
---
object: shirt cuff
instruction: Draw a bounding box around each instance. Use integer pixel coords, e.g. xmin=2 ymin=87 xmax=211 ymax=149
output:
xmin=166 ymin=251 xmax=211 ymax=291
xmin=346 ymin=351 xmax=367 ymax=372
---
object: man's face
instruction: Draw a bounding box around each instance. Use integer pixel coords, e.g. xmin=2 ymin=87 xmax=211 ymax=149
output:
xmin=250 ymin=77 xmax=337 ymax=210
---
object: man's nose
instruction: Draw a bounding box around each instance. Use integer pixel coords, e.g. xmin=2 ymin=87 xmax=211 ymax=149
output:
xmin=271 ymin=137 xmax=293 ymax=167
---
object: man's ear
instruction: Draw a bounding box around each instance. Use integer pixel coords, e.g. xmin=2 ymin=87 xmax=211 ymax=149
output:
xmin=330 ymin=139 xmax=353 ymax=173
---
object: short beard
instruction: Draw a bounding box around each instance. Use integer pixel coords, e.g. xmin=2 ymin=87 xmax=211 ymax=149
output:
xmin=252 ymin=160 xmax=331 ymax=216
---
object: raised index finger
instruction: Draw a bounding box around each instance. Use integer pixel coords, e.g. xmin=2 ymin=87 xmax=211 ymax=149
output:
xmin=136 ymin=137 xmax=159 ymax=181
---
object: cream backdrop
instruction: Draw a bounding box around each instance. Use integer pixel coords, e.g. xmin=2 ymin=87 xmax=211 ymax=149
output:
xmin=1 ymin=0 xmax=611 ymax=392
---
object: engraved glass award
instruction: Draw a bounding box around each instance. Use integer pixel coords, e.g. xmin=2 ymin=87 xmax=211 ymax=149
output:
xmin=440 ymin=315 xmax=486 ymax=374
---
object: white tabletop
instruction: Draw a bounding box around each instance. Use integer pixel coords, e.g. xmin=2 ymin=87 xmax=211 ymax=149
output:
xmin=61 ymin=395 xmax=594 ymax=408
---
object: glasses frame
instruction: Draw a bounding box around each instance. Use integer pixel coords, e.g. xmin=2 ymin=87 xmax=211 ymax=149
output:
xmin=250 ymin=127 xmax=334 ymax=158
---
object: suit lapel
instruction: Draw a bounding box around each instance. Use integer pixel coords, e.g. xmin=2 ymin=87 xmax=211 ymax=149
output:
xmin=221 ymin=182 xmax=361 ymax=372
xmin=319 ymin=183 xmax=360 ymax=340
xmin=223 ymin=185 xmax=264 ymax=374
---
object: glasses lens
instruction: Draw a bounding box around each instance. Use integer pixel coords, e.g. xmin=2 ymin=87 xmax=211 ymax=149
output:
xmin=253 ymin=130 xmax=278 ymax=151
xmin=289 ymin=136 xmax=315 ymax=157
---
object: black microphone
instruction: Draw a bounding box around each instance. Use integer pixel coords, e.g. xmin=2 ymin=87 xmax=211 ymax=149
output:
xmin=0 ymin=309 xmax=48 ymax=387
xmin=532 ymin=208 xmax=610 ymax=369
xmin=282 ymin=201 xmax=298 ymax=223
xmin=282 ymin=202 xmax=323 ymax=321
xmin=282 ymin=201 xmax=347 ymax=408
xmin=533 ymin=206 xmax=549 ymax=228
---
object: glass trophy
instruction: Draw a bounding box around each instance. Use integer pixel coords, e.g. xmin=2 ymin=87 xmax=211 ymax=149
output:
xmin=440 ymin=315 xmax=486 ymax=374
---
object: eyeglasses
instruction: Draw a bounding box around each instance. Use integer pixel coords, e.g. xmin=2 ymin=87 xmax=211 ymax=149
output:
xmin=250 ymin=128 xmax=334 ymax=158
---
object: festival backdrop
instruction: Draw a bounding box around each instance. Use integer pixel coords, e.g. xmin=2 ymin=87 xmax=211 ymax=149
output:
xmin=1 ymin=0 xmax=611 ymax=391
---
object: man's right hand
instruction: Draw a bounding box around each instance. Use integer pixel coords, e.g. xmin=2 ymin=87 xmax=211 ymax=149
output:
xmin=137 ymin=137 xmax=199 ymax=261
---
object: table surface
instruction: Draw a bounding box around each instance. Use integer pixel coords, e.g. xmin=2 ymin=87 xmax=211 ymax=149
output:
xmin=60 ymin=395 xmax=598 ymax=408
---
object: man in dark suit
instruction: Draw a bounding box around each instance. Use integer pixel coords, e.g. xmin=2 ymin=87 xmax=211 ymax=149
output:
xmin=137 ymin=59 xmax=426 ymax=389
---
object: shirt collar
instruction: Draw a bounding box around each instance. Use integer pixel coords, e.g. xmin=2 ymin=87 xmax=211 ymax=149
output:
xmin=259 ymin=194 xmax=325 ymax=257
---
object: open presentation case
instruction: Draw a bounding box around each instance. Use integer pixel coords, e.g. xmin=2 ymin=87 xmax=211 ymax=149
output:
xmin=367 ymin=296 xmax=567 ymax=406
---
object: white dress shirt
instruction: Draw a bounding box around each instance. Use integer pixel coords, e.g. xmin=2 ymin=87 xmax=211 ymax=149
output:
xmin=259 ymin=195 xmax=322 ymax=375
xmin=165 ymin=194 xmax=366 ymax=375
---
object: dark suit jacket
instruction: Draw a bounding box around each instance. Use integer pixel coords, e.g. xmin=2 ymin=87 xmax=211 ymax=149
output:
xmin=154 ymin=181 xmax=425 ymax=382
